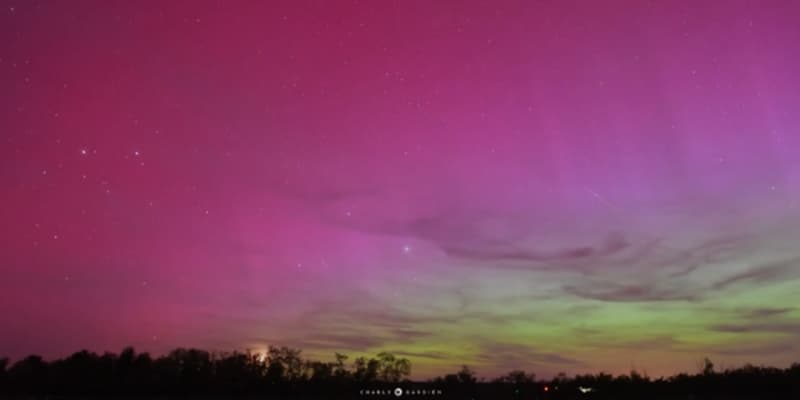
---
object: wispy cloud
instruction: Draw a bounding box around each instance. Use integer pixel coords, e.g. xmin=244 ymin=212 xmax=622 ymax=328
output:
xmin=712 ymin=341 xmax=796 ymax=356
xmin=473 ymin=342 xmax=584 ymax=373
xmin=740 ymin=307 xmax=794 ymax=319
xmin=711 ymin=257 xmax=800 ymax=291
xmin=390 ymin=350 xmax=453 ymax=361
xmin=710 ymin=322 xmax=800 ymax=334
xmin=563 ymin=282 xmax=699 ymax=302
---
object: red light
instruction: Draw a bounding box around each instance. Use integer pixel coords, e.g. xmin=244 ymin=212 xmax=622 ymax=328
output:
xmin=544 ymin=385 xmax=549 ymax=392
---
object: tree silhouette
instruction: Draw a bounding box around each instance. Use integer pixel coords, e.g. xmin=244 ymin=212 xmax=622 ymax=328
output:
xmin=352 ymin=356 xmax=380 ymax=382
xmin=376 ymin=352 xmax=411 ymax=382
xmin=702 ymin=357 xmax=715 ymax=375
xmin=437 ymin=365 xmax=477 ymax=385
xmin=333 ymin=352 xmax=349 ymax=379
xmin=266 ymin=346 xmax=304 ymax=382
xmin=494 ymin=369 xmax=535 ymax=384
xmin=7 ymin=355 xmax=48 ymax=394
xmin=0 ymin=357 xmax=8 ymax=389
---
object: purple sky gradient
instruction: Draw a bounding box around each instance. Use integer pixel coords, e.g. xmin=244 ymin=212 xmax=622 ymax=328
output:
xmin=2 ymin=0 xmax=800 ymax=378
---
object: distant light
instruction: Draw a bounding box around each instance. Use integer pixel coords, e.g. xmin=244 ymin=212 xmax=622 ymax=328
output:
xmin=544 ymin=385 xmax=549 ymax=392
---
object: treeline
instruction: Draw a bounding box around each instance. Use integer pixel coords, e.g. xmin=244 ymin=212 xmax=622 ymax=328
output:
xmin=0 ymin=346 xmax=411 ymax=397
xmin=1 ymin=348 xmax=799 ymax=399
xmin=430 ymin=361 xmax=800 ymax=399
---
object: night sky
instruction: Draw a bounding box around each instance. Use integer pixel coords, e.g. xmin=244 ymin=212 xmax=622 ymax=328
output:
xmin=2 ymin=0 xmax=800 ymax=379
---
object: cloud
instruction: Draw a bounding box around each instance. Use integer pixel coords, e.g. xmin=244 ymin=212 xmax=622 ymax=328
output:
xmin=393 ymin=213 xmax=610 ymax=263
xmin=390 ymin=350 xmax=452 ymax=361
xmin=710 ymin=257 xmax=800 ymax=291
xmin=303 ymin=180 xmax=799 ymax=311
xmin=472 ymin=342 xmax=584 ymax=374
xmin=275 ymin=334 xmax=388 ymax=352
xmin=608 ymin=336 xmax=684 ymax=351
xmin=252 ymin=322 xmax=433 ymax=353
xmin=438 ymin=233 xmax=630 ymax=265
xmin=563 ymin=252 xmax=800 ymax=303
xmin=712 ymin=341 xmax=796 ymax=356
xmin=709 ymin=322 xmax=800 ymax=334
xmin=740 ymin=307 xmax=794 ymax=319
xmin=398 ymin=216 xmax=634 ymax=269
xmin=248 ymin=290 xmax=526 ymax=354
xmin=338 ymin=208 xmax=769 ymax=288
xmin=563 ymin=282 xmax=698 ymax=302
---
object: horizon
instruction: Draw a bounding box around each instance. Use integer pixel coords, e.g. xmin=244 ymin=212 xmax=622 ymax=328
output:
xmin=2 ymin=0 xmax=800 ymax=381
xmin=2 ymin=345 xmax=796 ymax=382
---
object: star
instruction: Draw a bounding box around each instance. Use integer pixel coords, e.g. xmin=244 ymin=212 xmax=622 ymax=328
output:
xmin=402 ymin=245 xmax=411 ymax=254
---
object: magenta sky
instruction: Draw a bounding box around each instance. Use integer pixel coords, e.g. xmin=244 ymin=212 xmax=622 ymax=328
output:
xmin=2 ymin=1 xmax=800 ymax=379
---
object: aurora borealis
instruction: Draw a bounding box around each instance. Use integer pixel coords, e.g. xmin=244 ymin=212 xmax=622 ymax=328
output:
xmin=2 ymin=0 xmax=800 ymax=379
